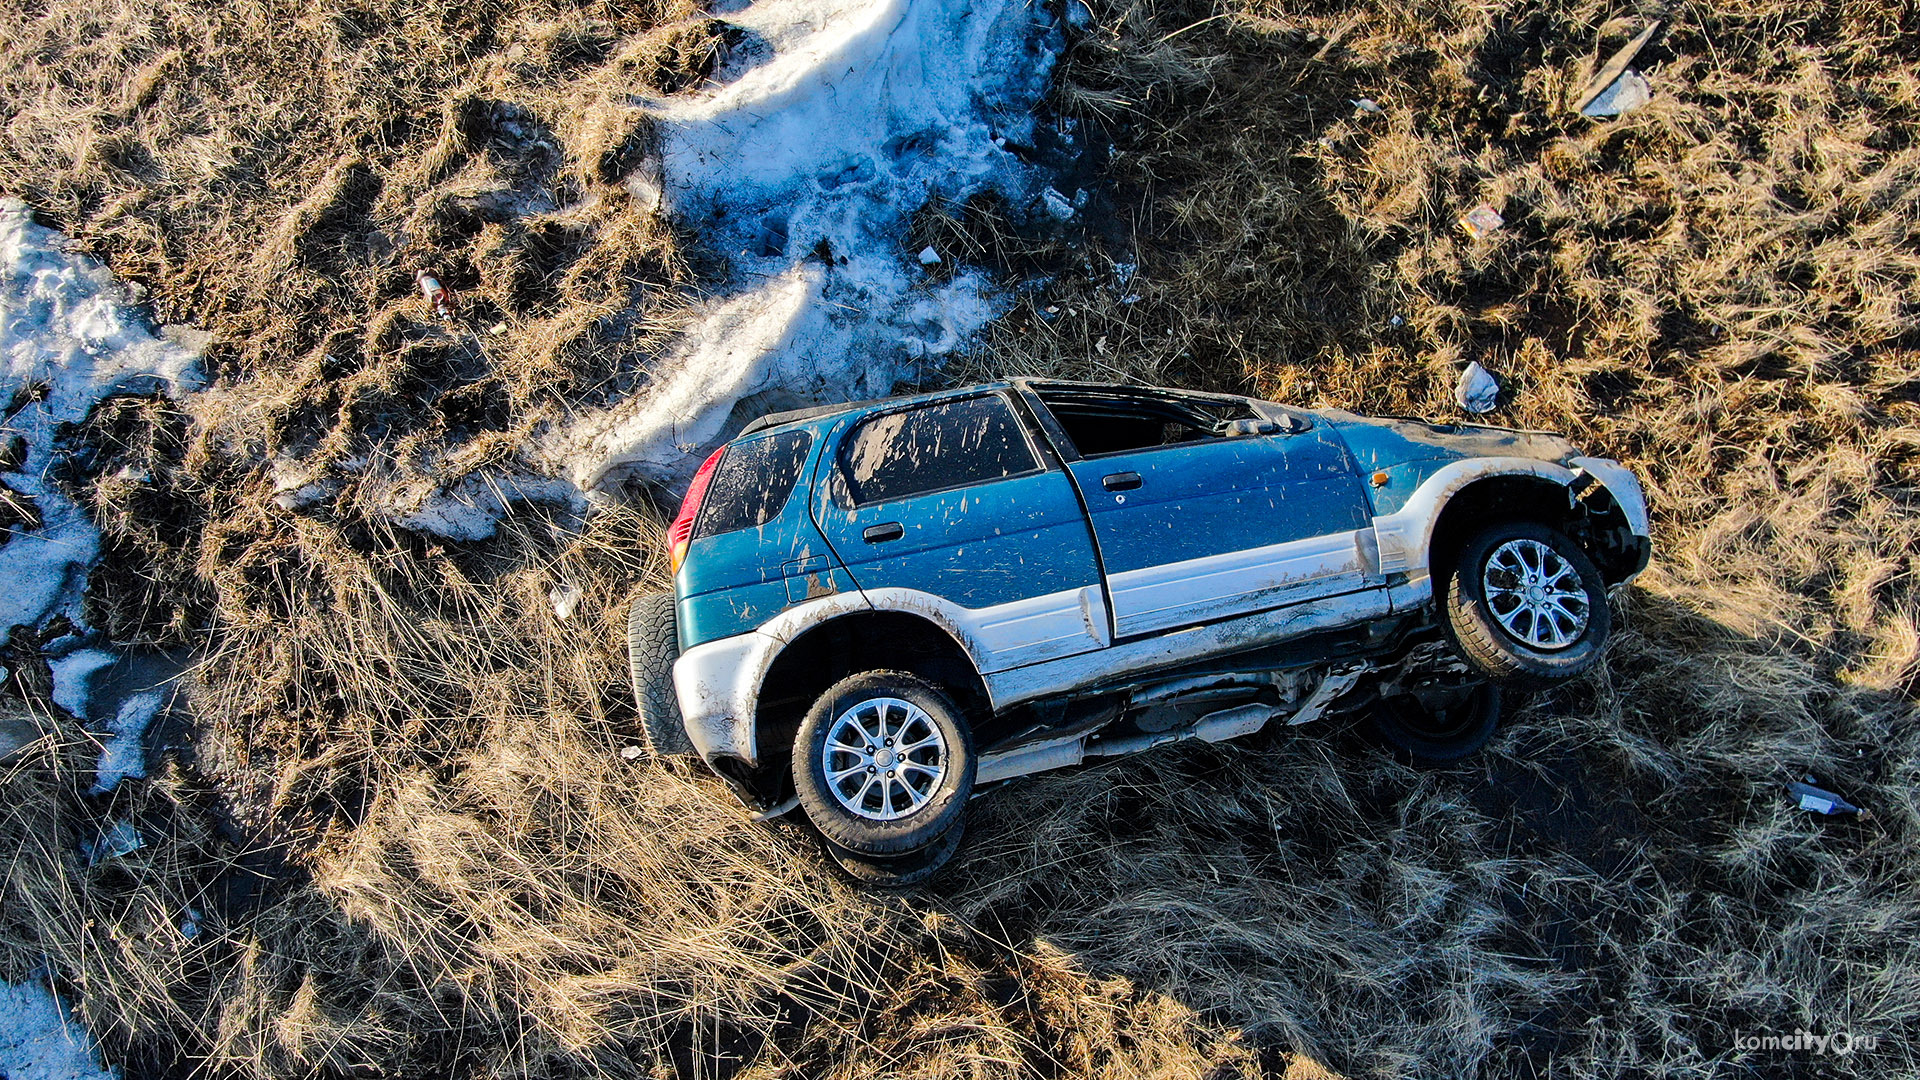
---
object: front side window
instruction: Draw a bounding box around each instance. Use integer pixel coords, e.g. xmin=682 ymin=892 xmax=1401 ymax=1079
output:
xmin=1037 ymin=391 xmax=1280 ymax=457
xmin=695 ymin=428 xmax=813 ymax=539
xmin=840 ymin=395 xmax=1039 ymax=506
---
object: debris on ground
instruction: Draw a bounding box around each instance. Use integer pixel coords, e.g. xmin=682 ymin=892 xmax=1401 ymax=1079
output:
xmin=1789 ymin=777 xmax=1867 ymax=817
xmin=1573 ymin=21 xmax=1661 ymax=117
xmin=0 ymin=701 xmax=42 ymax=761
xmin=619 ymin=745 xmax=646 ymax=760
xmin=918 ymin=246 xmax=943 ymax=266
xmin=414 ymin=269 xmax=456 ymax=318
xmin=1454 ymin=361 xmax=1500 ymax=413
xmin=1458 ymin=205 xmax=1505 ymax=239
xmin=549 ymin=583 xmax=583 ymax=620
xmin=1351 ymin=98 xmax=1382 ymax=114
xmin=83 ymin=820 xmax=143 ymax=865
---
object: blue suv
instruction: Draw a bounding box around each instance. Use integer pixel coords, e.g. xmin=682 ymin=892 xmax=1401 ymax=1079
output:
xmin=627 ymin=380 xmax=1649 ymax=883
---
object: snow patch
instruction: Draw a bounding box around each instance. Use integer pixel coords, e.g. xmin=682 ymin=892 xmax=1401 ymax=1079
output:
xmin=92 ymin=689 xmax=165 ymax=794
xmin=371 ymin=468 xmax=587 ymax=542
xmin=0 ymin=979 xmax=115 ymax=1080
xmin=551 ymin=0 xmax=1062 ymax=491
xmin=1 ymin=202 xmax=202 ymax=794
xmin=1 ymin=199 xmax=204 ymax=647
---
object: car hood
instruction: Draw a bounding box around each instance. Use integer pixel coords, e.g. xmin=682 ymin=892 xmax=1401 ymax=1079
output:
xmin=1312 ymin=410 xmax=1581 ymax=472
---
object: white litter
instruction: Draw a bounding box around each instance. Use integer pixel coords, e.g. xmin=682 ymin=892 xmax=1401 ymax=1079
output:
xmin=918 ymin=246 xmax=943 ymax=266
xmin=1580 ymin=70 xmax=1652 ymax=117
xmin=1454 ymin=361 xmax=1500 ymax=413
xmin=554 ymin=0 xmax=1064 ymax=491
xmin=549 ymin=583 xmax=583 ymax=620
xmin=85 ymin=820 xmax=143 ymax=865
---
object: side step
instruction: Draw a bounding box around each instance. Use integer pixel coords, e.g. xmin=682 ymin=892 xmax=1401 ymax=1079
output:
xmin=975 ymin=664 xmax=1367 ymax=786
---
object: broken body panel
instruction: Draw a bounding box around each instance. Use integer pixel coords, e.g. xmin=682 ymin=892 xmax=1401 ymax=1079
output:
xmin=665 ymin=379 xmax=1651 ymax=806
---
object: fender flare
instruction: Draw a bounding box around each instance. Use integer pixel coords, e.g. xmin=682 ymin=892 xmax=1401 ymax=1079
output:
xmin=1370 ymin=457 xmax=1581 ymax=577
xmin=673 ymin=590 xmax=994 ymax=767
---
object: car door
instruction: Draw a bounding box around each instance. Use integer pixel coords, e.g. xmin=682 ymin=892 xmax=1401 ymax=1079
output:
xmin=1028 ymin=387 xmax=1380 ymax=639
xmin=812 ymin=391 xmax=1110 ymax=672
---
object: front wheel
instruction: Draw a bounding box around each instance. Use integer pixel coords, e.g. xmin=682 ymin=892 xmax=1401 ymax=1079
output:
xmin=1443 ymin=522 xmax=1612 ymax=686
xmin=793 ymin=671 xmax=975 ymax=857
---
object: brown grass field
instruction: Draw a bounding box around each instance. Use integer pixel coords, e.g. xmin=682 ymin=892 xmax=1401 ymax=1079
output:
xmin=3 ymin=0 xmax=1919 ymax=1076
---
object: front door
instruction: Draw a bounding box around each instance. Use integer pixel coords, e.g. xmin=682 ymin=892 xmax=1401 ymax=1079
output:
xmin=1031 ymin=388 xmax=1379 ymax=639
xmin=813 ymin=391 xmax=1109 ymax=672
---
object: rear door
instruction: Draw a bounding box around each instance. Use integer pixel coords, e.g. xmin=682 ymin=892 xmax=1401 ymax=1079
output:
xmin=813 ymin=391 xmax=1109 ymax=672
xmin=1028 ymin=387 xmax=1379 ymax=639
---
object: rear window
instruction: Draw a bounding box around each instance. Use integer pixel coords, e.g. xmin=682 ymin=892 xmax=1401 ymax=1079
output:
xmin=694 ymin=428 xmax=813 ymax=540
xmin=840 ymin=394 xmax=1038 ymax=506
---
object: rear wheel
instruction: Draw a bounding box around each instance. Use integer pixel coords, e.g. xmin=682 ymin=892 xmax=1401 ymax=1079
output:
xmin=793 ymin=671 xmax=975 ymax=857
xmin=1443 ymin=522 xmax=1611 ymax=686
xmin=1369 ymin=682 xmax=1502 ymax=763
xmin=627 ymin=593 xmax=696 ymax=758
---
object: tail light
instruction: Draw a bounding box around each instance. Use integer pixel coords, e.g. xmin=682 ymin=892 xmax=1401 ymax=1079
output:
xmin=669 ymin=445 xmax=727 ymax=574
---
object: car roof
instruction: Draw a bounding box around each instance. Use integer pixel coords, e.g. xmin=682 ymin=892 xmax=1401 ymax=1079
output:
xmin=734 ymin=379 xmax=1251 ymax=439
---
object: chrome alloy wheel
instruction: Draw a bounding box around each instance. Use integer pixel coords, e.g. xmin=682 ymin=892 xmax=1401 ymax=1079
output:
xmin=1483 ymin=537 xmax=1592 ymax=650
xmin=822 ymin=697 xmax=948 ymax=822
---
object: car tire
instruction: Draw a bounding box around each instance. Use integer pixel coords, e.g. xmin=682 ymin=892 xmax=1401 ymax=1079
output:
xmin=627 ymin=593 xmax=697 ymax=758
xmin=1443 ymin=522 xmax=1612 ymax=686
xmin=793 ymin=670 xmax=975 ymax=858
xmin=818 ymin=818 xmax=964 ymax=889
xmin=1369 ymin=682 xmax=1502 ymax=763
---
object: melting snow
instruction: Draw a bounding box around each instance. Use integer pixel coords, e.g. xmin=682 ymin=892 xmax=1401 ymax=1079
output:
xmin=0 ymin=979 xmax=115 ymax=1080
xmin=1 ymin=200 xmax=204 ymax=647
xmin=553 ymin=0 xmax=1064 ymax=491
xmin=1 ymin=200 xmax=202 ymax=797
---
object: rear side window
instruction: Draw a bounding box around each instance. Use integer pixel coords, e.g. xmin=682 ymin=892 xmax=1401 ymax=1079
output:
xmin=840 ymin=395 xmax=1038 ymax=506
xmin=694 ymin=429 xmax=813 ymax=540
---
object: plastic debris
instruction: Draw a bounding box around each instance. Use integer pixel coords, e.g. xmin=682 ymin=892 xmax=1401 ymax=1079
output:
xmin=414 ymin=269 xmax=456 ymax=319
xmin=1573 ymin=21 xmax=1660 ymax=117
xmin=1352 ymin=98 xmax=1383 ymax=114
xmin=549 ymin=583 xmax=582 ymax=620
xmin=619 ymin=745 xmax=646 ymax=760
xmin=1454 ymin=361 xmax=1500 ymax=413
xmin=1582 ymin=70 xmax=1651 ymax=117
xmin=917 ymin=246 xmax=942 ymax=266
xmin=1789 ymin=776 xmax=1866 ymax=817
xmin=84 ymin=820 xmax=143 ymax=866
xmin=1458 ymin=205 xmax=1505 ymax=239
xmin=0 ymin=706 xmax=40 ymax=761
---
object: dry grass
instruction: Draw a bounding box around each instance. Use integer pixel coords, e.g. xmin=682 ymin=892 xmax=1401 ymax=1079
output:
xmin=3 ymin=0 xmax=1919 ymax=1077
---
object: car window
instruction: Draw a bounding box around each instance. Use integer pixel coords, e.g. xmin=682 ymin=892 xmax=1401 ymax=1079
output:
xmin=1037 ymin=391 xmax=1278 ymax=457
xmin=840 ymin=395 xmax=1039 ymax=506
xmin=695 ymin=428 xmax=813 ymax=540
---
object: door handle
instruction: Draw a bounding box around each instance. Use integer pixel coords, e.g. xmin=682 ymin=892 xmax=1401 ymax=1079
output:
xmin=863 ymin=522 xmax=905 ymax=543
xmin=1102 ymin=471 xmax=1142 ymax=491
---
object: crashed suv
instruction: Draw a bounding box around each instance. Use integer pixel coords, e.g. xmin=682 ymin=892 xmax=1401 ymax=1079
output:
xmin=627 ymin=380 xmax=1649 ymax=883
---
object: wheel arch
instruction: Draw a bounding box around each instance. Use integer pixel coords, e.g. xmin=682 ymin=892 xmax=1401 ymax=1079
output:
xmin=1375 ymin=458 xmax=1645 ymax=587
xmin=747 ymin=606 xmax=991 ymax=805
